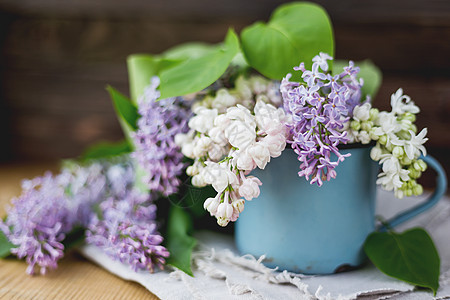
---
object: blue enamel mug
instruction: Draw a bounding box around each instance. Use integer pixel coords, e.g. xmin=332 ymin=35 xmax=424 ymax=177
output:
xmin=235 ymin=147 xmax=447 ymax=274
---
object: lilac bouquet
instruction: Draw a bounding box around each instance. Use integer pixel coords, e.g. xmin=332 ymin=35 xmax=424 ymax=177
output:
xmin=173 ymin=53 xmax=428 ymax=227
xmin=0 ymin=2 xmax=438 ymax=293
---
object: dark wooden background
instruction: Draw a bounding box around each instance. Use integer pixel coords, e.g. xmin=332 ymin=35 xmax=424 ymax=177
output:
xmin=0 ymin=0 xmax=449 ymax=188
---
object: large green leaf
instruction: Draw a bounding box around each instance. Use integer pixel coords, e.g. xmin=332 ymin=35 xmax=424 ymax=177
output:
xmin=0 ymin=230 xmax=14 ymax=258
xmin=127 ymin=55 xmax=182 ymax=103
xmin=174 ymin=185 xmax=216 ymax=218
xmin=163 ymin=42 xmax=217 ymax=60
xmin=364 ymin=228 xmax=440 ymax=295
xmin=159 ymin=29 xmax=240 ymax=99
xmin=107 ymin=86 xmax=139 ymax=146
xmin=81 ymin=140 xmax=132 ymax=162
xmin=333 ymin=59 xmax=382 ymax=100
xmin=165 ymin=205 xmax=197 ymax=276
xmin=241 ymin=2 xmax=334 ymax=80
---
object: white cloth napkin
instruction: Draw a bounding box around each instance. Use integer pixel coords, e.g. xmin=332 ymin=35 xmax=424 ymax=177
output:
xmin=80 ymin=189 xmax=450 ymax=300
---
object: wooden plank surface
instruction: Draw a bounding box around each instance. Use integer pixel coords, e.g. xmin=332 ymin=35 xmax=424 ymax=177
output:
xmin=0 ymin=162 xmax=159 ymax=300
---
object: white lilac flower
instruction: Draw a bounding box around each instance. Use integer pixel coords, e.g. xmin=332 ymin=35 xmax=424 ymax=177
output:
xmin=202 ymin=162 xmax=239 ymax=193
xmin=234 ymin=149 xmax=257 ymax=171
xmin=404 ymin=128 xmax=428 ymax=160
xmin=188 ymin=107 xmax=218 ymax=134
xmin=226 ymin=105 xmax=257 ymax=128
xmin=370 ymin=144 xmax=384 ymax=161
xmin=353 ymin=103 xmax=371 ymax=122
xmin=178 ymin=76 xmax=287 ymax=226
xmin=349 ymin=89 xmax=428 ymax=198
xmin=238 ymin=176 xmax=262 ymax=201
xmin=261 ymin=134 xmax=287 ymax=157
xmin=224 ymin=119 xmax=256 ymax=150
xmin=211 ymin=89 xmax=237 ymax=112
xmin=247 ymin=142 xmax=271 ymax=169
xmin=203 ymin=194 xmax=221 ymax=215
xmin=390 ymin=88 xmax=420 ymax=115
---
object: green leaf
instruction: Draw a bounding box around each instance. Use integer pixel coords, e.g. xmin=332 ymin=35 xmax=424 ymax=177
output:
xmin=165 ymin=205 xmax=197 ymax=276
xmin=81 ymin=140 xmax=132 ymax=162
xmin=241 ymin=2 xmax=334 ymax=80
xmin=364 ymin=228 xmax=440 ymax=295
xmin=127 ymin=55 xmax=182 ymax=102
xmin=62 ymin=226 xmax=85 ymax=250
xmin=183 ymin=185 xmax=216 ymax=218
xmin=159 ymin=28 xmax=240 ymax=99
xmin=107 ymin=85 xmax=139 ymax=146
xmin=107 ymin=86 xmax=138 ymax=131
xmin=163 ymin=42 xmax=216 ymax=60
xmin=0 ymin=229 xmax=14 ymax=258
xmin=333 ymin=59 xmax=382 ymax=100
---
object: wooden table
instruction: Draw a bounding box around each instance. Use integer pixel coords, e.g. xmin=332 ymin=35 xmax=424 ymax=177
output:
xmin=0 ymin=163 xmax=158 ymax=299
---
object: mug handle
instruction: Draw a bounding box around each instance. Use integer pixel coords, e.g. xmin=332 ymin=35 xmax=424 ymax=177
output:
xmin=379 ymin=155 xmax=448 ymax=231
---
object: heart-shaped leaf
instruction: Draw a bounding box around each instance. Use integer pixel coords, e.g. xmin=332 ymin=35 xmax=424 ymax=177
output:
xmin=241 ymin=2 xmax=334 ymax=80
xmin=333 ymin=59 xmax=382 ymax=100
xmin=162 ymin=42 xmax=216 ymax=60
xmin=159 ymin=28 xmax=240 ymax=99
xmin=165 ymin=205 xmax=197 ymax=276
xmin=364 ymin=228 xmax=440 ymax=295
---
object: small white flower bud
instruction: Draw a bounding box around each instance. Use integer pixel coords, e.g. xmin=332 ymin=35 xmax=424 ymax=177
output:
xmin=370 ymin=145 xmax=383 ymax=161
xmin=232 ymin=199 xmax=245 ymax=213
xmin=203 ymin=195 xmax=220 ymax=215
xmin=182 ymin=143 xmax=195 ymax=158
xmin=174 ymin=133 xmax=190 ymax=147
xmin=193 ymin=136 xmax=212 ymax=157
xmin=412 ymin=184 xmax=423 ymax=196
xmin=217 ymin=217 xmax=229 ymax=227
xmin=192 ymin=174 xmax=207 ymax=187
xmin=217 ymin=202 xmax=234 ymax=219
xmin=369 ymin=108 xmax=379 ymax=120
xmin=357 ymin=131 xmax=371 ymax=144
xmin=186 ymin=165 xmax=199 ymax=176
xmin=361 ymin=121 xmax=373 ymax=132
xmin=392 ymin=146 xmax=404 ymax=158
xmin=378 ymin=135 xmax=388 ymax=145
xmin=400 ymin=156 xmax=412 ymax=165
xmin=353 ymin=103 xmax=371 ymax=121
xmin=350 ymin=120 xmax=361 ymax=131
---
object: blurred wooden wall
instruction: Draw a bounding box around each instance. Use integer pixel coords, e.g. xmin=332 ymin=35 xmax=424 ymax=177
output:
xmin=0 ymin=0 xmax=449 ymax=186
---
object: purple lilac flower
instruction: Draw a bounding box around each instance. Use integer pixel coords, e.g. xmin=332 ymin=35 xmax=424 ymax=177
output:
xmin=0 ymin=157 xmax=163 ymax=275
xmin=0 ymin=163 xmax=107 ymax=275
xmin=86 ymin=189 xmax=169 ymax=272
xmin=281 ymin=53 xmax=367 ymax=186
xmin=132 ymin=77 xmax=190 ymax=196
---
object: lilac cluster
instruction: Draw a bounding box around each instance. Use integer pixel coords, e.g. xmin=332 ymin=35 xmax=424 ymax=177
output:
xmin=0 ymin=163 xmax=106 ymax=275
xmin=281 ymin=53 xmax=367 ymax=186
xmin=132 ymin=77 xmax=190 ymax=196
xmin=86 ymin=189 xmax=169 ymax=272
xmin=1 ymin=158 xmax=169 ymax=275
